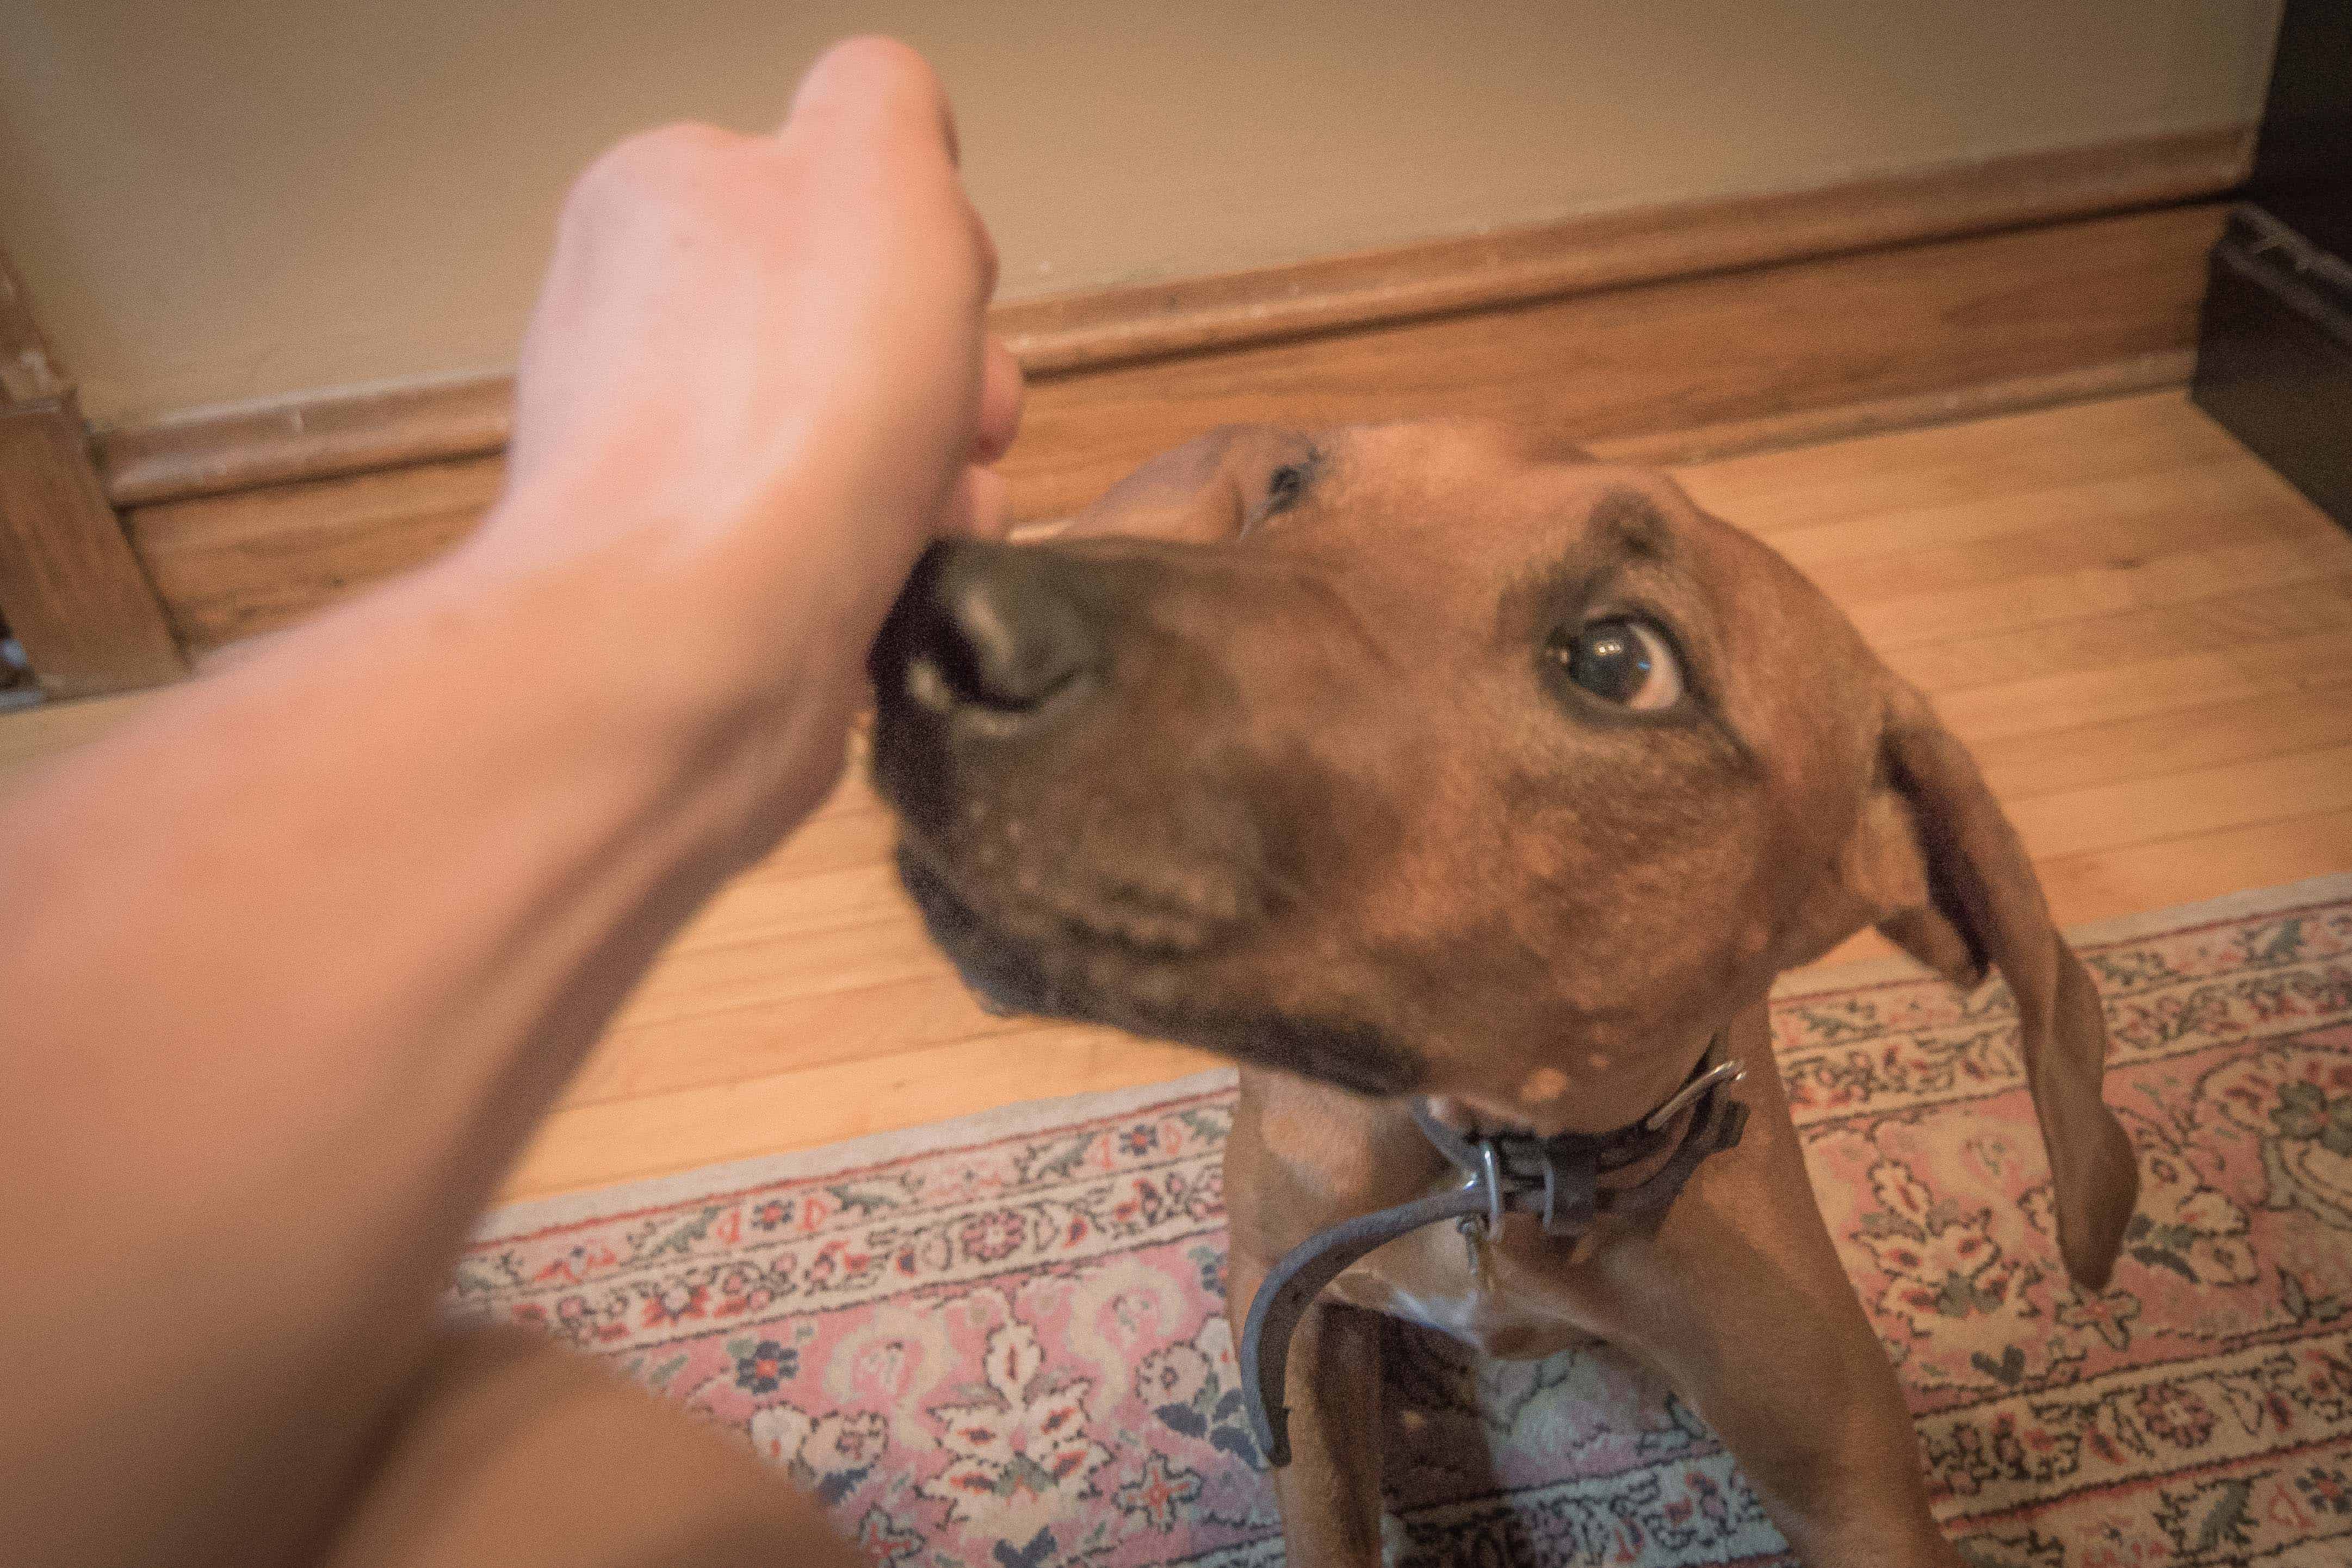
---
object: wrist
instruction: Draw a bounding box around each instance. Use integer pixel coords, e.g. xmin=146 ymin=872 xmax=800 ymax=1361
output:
xmin=419 ymin=477 xmax=870 ymax=848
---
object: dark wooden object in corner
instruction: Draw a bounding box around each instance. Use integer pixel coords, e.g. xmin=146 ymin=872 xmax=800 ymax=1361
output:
xmin=0 ymin=247 xmax=186 ymax=698
xmin=2192 ymin=0 xmax=2352 ymax=532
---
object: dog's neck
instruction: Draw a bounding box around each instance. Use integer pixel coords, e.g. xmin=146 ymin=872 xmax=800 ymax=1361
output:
xmin=1239 ymin=1034 xmax=1751 ymax=1467
xmin=1418 ymin=1032 xmax=1739 ymax=1186
xmin=1433 ymin=1025 xmax=1726 ymax=1142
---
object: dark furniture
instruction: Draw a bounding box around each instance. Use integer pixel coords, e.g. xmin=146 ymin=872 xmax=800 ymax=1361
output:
xmin=2192 ymin=0 xmax=2352 ymax=530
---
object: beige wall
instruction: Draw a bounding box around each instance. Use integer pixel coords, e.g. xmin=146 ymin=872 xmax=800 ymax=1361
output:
xmin=1 ymin=1 xmax=2277 ymax=426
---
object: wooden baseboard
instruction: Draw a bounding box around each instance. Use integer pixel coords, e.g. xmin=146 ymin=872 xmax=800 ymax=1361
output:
xmin=1588 ymin=350 xmax=2197 ymax=468
xmin=101 ymin=128 xmax=2245 ymax=661
xmin=994 ymin=202 xmax=2225 ymax=523
xmin=991 ymin=126 xmax=2247 ymax=376
xmin=102 ymin=375 xmax=513 ymax=513
xmin=131 ymin=455 xmax=502 ymax=655
xmin=95 ymin=127 xmax=2245 ymax=511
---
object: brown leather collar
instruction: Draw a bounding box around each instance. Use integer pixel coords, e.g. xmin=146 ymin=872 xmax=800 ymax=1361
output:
xmin=1410 ymin=1044 xmax=1745 ymax=1236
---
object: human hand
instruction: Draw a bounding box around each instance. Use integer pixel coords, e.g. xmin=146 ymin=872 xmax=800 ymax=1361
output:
xmin=479 ymin=35 xmax=1022 ymax=699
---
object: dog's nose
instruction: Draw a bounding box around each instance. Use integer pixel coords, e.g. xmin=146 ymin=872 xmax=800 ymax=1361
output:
xmin=878 ymin=541 xmax=1103 ymax=720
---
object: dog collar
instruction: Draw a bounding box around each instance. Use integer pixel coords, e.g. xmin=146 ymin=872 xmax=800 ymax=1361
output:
xmin=1240 ymin=1041 xmax=1749 ymax=1467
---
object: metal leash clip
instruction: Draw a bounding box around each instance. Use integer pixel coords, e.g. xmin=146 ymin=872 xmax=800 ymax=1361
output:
xmin=1476 ymin=1138 xmax=1507 ymax=1230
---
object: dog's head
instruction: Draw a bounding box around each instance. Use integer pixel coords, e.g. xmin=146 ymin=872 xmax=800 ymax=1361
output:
xmin=870 ymin=420 xmax=2137 ymax=1286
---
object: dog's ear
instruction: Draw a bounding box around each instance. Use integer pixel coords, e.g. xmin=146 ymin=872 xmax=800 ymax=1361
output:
xmin=1051 ymin=425 xmax=1311 ymax=543
xmin=1833 ymin=678 xmax=2139 ymax=1291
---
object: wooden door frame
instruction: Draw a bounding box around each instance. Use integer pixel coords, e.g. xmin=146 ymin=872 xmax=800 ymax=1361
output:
xmin=0 ymin=245 xmax=185 ymax=701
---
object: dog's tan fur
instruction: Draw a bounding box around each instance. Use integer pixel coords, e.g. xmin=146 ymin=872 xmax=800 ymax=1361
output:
xmin=869 ymin=421 xmax=2142 ymax=1567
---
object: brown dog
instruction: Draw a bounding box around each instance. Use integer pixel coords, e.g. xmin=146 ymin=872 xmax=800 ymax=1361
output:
xmin=867 ymin=420 xmax=2141 ymax=1567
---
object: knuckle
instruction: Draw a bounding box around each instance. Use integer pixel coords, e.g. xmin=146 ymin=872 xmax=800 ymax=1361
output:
xmin=969 ymin=207 xmax=1000 ymax=295
xmin=798 ymin=35 xmax=951 ymax=150
xmin=824 ymin=34 xmax=937 ymax=97
xmin=574 ymin=122 xmax=738 ymax=202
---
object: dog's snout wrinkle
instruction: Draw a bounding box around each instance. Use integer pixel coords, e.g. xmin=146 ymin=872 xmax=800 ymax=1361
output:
xmin=1260 ymin=555 xmax=1398 ymax=674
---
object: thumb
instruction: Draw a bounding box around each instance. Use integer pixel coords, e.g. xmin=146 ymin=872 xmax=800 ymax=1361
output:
xmin=781 ymin=36 xmax=959 ymax=170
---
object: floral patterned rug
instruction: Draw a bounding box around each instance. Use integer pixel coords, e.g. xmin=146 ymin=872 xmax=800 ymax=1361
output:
xmin=451 ymin=876 xmax=2352 ymax=1567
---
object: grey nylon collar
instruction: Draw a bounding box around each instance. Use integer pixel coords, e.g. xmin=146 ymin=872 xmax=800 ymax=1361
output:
xmin=1239 ymin=1042 xmax=1749 ymax=1466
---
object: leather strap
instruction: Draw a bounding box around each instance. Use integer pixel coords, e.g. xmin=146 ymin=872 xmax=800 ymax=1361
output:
xmin=1237 ymin=1182 xmax=1491 ymax=1466
xmin=1240 ymin=1042 xmax=1749 ymax=1466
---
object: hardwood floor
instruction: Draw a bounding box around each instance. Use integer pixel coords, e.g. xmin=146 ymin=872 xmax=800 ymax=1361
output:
xmin=5 ymin=389 xmax=2349 ymax=1201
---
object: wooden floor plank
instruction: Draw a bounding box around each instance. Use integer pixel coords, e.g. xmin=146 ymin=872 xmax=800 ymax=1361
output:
xmin=510 ymin=1026 xmax=1216 ymax=1197
xmin=1935 ymin=631 xmax=2352 ymax=746
xmin=1754 ymin=454 xmax=2290 ymax=574
xmin=567 ymin=973 xmax=1017 ymax=1110
xmin=2035 ymin=809 xmax=2352 ymax=928
xmin=1972 ymin=681 xmax=2352 ymax=801
xmin=1811 ymin=484 xmax=2329 ymax=621
xmin=1850 ymin=535 xmax=2352 ymax=652
xmin=1675 ymin=390 xmax=2247 ymax=526
xmin=1884 ymin=573 xmax=2352 ymax=697
xmin=2013 ymin=743 xmax=2352 ymax=862
xmin=0 ymin=688 xmax=151 ymax=782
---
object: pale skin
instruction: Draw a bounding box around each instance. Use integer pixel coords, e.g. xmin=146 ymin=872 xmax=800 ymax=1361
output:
xmin=0 ymin=38 xmax=1020 ymax=1568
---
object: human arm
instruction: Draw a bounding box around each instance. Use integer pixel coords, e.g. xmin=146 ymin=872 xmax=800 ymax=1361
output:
xmin=0 ymin=38 xmax=1016 ymax=1568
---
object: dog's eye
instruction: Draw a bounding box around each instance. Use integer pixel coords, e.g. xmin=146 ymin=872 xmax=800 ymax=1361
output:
xmin=1263 ymin=463 xmax=1309 ymax=516
xmin=1547 ymin=618 xmax=1684 ymax=711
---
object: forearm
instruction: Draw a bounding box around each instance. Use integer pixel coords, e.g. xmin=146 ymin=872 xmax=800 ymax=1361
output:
xmin=0 ymin=522 xmax=827 ymax=1566
xmin=0 ymin=41 xmax=1011 ymax=1562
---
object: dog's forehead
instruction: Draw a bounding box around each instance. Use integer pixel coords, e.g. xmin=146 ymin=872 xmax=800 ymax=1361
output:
xmin=1314 ymin=424 xmax=1754 ymax=599
xmin=1305 ymin=423 xmax=1880 ymax=782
